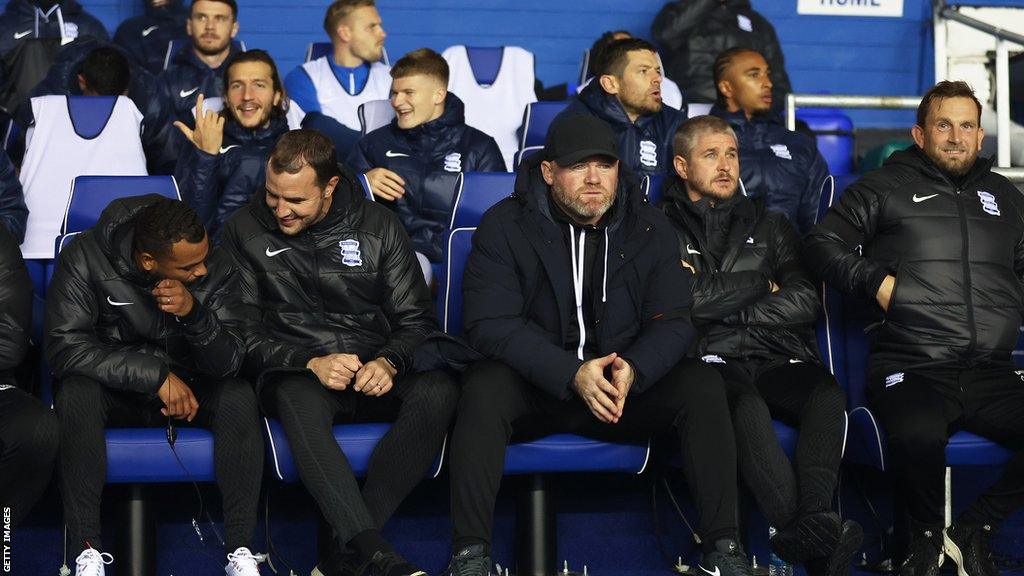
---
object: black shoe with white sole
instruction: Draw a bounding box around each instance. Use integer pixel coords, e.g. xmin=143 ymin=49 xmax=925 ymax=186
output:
xmin=771 ymin=510 xmax=843 ymax=564
xmin=446 ymin=545 xmax=492 ymax=576
xmin=699 ymin=539 xmax=753 ymax=576
xmin=805 ymin=519 xmax=864 ymax=576
xmin=363 ymin=551 xmax=426 ymax=576
xmin=899 ymin=530 xmax=944 ymax=576
xmin=944 ymin=523 xmax=999 ymax=576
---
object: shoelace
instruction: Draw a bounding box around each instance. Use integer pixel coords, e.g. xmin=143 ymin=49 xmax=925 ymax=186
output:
xmin=76 ymin=549 xmax=113 ymax=576
xmin=227 ymin=547 xmax=260 ymax=575
xmin=450 ymin=554 xmax=492 ymax=576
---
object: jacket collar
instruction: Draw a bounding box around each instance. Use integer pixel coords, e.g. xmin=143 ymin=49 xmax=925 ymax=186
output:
xmin=710 ymin=104 xmax=783 ymax=131
xmin=886 ymin=145 xmax=996 ymax=189
xmin=171 ymin=40 xmax=240 ymax=71
xmin=249 ymin=163 xmax=364 ymax=235
xmin=223 ymin=114 xmax=289 ymax=147
xmin=576 ymin=80 xmax=663 ymax=131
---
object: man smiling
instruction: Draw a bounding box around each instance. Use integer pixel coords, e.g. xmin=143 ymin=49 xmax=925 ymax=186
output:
xmin=175 ymin=49 xmax=289 ymax=241
xmin=806 ymin=81 xmax=1024 ymax=576
xmin=347 ymin=48 xmax=503 ymax=269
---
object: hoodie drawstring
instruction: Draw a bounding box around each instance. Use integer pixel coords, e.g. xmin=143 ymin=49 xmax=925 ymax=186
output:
xmin=568 ymin=224 xmax=586 ymax=361
xmin=33 ymin=4 xmax=65 ymax=40
xmin=569 ymin=224 xmax=611 ymax=361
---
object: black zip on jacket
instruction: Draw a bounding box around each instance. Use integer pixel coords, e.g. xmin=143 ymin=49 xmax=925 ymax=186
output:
xmin=462 ymin=155 xmax=697 ymax=399
xmin=45 ymin=194 xmax=246 ymax=397
xmin=805 ymin=146 xmax=1024 ymax=369
xmin=661 ymin=178 xmax=821 ymax=365
xmin=219 ymin=164 xmax=437 ymax=383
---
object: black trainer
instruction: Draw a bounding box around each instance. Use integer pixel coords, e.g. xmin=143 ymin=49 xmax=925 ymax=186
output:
xmin=311 ymin=546 xmax=359 ymax=576
xmin=770 ymin=510 xmax=843 ymax=563
xmin=699 ymin=539 xmax=753 ymax=576
xmin=446 ymin=545 xmax=492 ymax=576
xmin=899 ymin=529 xmax=944 ymax=576
xmin=363 ymin=550 xmax=427 ymax=576
xmin=944 ymin=523 xmax=999 ymax=576
xmin=804 ymin=519 xmax=864 ymax=576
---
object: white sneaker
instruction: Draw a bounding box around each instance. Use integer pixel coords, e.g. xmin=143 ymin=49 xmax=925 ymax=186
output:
xmin=225 ymin=547 xmax=261 ymax=576
xmin=74 ymin=548 xmax=113 ymax=576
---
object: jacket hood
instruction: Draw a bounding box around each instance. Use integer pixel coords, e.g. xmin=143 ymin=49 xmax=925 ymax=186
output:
xmin=249 ymin=162 xmax=365 ymax=233
xmin=710 ymin=104 xmax=783 ymax=129
xmin=576 ymin=80 xmax=634 ymax=129
xmin=145 ymin=0 xmax=186 ymax=18
xmin=92 ymin=193 xmax=169 ymax=285
xmin=884 ymin=145 xmax=995 ymax=187
xmin=223 ymin=114 xmax=289 ymax=147
xmin=393 ymin=92 xmax=467 ymax=143
xmin=5 ymin=0 xmax=84 ymax=17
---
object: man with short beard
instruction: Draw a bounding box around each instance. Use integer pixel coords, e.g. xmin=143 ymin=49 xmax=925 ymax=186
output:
xmin=663 ymin=115 xmax=861 ymax=576
xmin=555 ymin=37 xmax=686 ymax=178
xmin=285 ymin=0 xmax=391 ymax=156
xmin=806 ymin=80 xmax=1024 ymax=576
xmin=158 ymin=0 xmax=240 ymax=136
xmin=175 ymin=49 xmax=289 ymax=241
xmin=221 ymin=129 xmax=457 ymax=576
xmin=446 ymin=114 xmax=745 ymax=576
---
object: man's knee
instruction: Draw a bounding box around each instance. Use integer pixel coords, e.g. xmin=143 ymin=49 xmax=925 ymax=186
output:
xmin=270 ymin=374 xmax=327 ymax=416
xmin=884 ymin=409 xmax=947 ymax=457
xmin=6 ymin=397 xmax=59 ymax=464
xmin=658 ymin=362 xmax=729 ymax=411
xmin=401 ymin=369 xmax=459 ymax=418
xmin=54 ymin=377 xmax=105 ymax=418
xmin=212 ymin=378 xmax=259 ymax=419
xmin=732 ymin=391 xmax=772 ymax=427
xmin=458 ymin=360 xmax=530 ymax=421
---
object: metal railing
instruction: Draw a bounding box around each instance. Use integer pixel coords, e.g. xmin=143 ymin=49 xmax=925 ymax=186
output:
xmin=935 ymin=0 xmax=1024 ymax=167
xmin=784 ymin=94 xmax=921 ymax=133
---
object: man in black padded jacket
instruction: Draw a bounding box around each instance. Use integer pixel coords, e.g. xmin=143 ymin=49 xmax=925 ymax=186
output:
xmin=806 ymin=81 xmax=1024 ymax=576
xmin=0 ymin=224 xmax=57 ymax=532
xmin=46 ymin=196 xmax=264 ymax=576
xmin=221 ymin=129 xmax=457 ymax=576
xmin=664 ymin=115 xmax=860 ymax=576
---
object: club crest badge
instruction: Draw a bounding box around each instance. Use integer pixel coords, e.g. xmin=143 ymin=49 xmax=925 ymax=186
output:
xmin=339 ymin=239 xmax=362 ymax=267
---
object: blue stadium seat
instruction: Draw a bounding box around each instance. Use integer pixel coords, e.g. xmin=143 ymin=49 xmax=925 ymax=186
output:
xmin=823 ymin=173 xmax=1014 ymax=529
xmin=61 ymin=176 xmax=181 ymax=238
xmin=356 ymin=99 xmax=395 ymax=135
xmin=448 ymin=172 xmax=516 ymax=230
xmin=796 ymin=109 xmax=854 ymax=176
xmin=640 ymin=173 xmax=667 ymax=205
xmin=514 ymin=146 xmax=543 ymax=169
xmin=438 ymin=226 xmax=649 ymax=571
xmin=464 ymin=46 xmax=505 ymax=85
xmin=518 ymin=101 xmax=569 ymax=150
xmin=263 ymin=421 xmax=444 ymax=482
xmin=306 ymin=42 xmax=390 ymax=66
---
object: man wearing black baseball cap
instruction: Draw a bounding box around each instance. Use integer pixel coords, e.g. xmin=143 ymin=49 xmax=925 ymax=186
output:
xmin=444 ymin=115 xmax=749 ymax=576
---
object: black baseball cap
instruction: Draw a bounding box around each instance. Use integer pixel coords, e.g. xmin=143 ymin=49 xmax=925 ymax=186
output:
xmin=544 ymin=114 xmax=620 ymax=167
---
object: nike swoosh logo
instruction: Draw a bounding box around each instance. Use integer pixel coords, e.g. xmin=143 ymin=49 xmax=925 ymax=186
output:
xmin=13 ymin=30 xmax=31 ymax=39
xmin=179 ymin=87 xmax=199 ymax=98
xmin=699 ymin=565 xmax=721 ymax=576
xmin=686 ymin=244 xmax=701 ymax=255
xmin=107 ymin=296 xmax=133 ymax=307
xmin=141 ymin=25 xmax=158 ymax=37
xmin=265 ymin=247 xmax=292 ymax=257
xmin=385 ymin=150 xmax=409 ymax=158
xmin=219 ymin=145 xmax=240 ymax=154
xmin=913 ymin=194 xmax=939 ymax=203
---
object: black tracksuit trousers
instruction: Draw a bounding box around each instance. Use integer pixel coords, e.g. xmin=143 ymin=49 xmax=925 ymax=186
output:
xmin=707 ymin=360 xmax=847 ymax=529
xmin=55 ymin=375 xmax=264 ymax=557
xmin=0 ymin=386 xmax=59 ymax=528
xmin=449 ymin=358 xmax=739 ymax=554
xmin=866 ymin=363 xmax=1024 ymax=532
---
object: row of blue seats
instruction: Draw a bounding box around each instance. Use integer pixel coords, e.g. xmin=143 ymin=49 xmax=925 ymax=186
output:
xmin=26 ymin=171 xmax=1015 ymax=572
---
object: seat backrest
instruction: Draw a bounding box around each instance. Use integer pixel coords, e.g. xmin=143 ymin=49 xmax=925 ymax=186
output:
xmin=357 ymin=99 xmax=395 ymax=135
xmin=164 ymin=39 xmax=246 ymax=71
xmin=577 ymin=49 xmax=591 ymax=86
xmin=514 ymin=146 xmax=542 ymax=169
xmin=796 ymin=109 xmax=855 ymax=176
xmin=518 ymin=101 xmax=569 ymax=150
xmin=449 ymin=172 xmax=516 ymax=229
xmin=688 ymin=103 xmax=713 ymax=118
xmin=438 ymin=227 xmax=476 ymax=336
xmin=307 ymin=43 xmax=391 ymax=66
xmin=641 ymin=173 xmax=667 ymax=205
xmin=814 ymin=174 xmax=848 ymax=387
xmin=63 ymin=176 xmax=181 ymax=235
xmin=465 ymin=46 xmax=504 ymax=85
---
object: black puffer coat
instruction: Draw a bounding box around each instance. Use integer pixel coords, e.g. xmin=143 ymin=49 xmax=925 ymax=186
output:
xmin=45 ymin=194 xmax=246 ymax=396
xmin=805 ymin=147 xmax=1024 ymax=369
xmin=661 ymin=179 xmax=821 ymax=364
xmin=219 ymin=164 xmax=436 ymax=381
xmin=346 ymin=93 xmax=505 ymax=261
xmin=0 ymin=224 xmax=31 ymax=388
